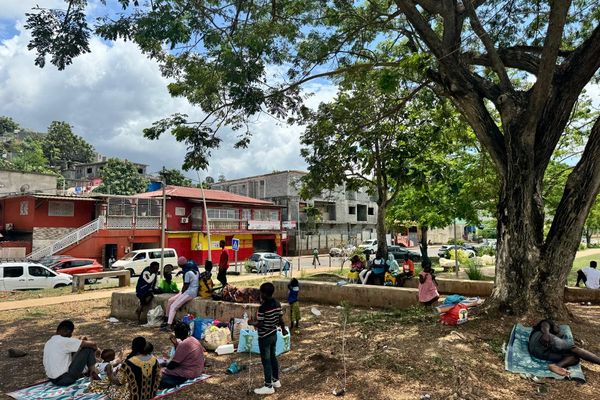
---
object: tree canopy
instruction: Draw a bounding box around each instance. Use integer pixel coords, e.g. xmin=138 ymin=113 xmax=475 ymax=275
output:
xmin=159 ymin=168 xmax=193 ymax=186
xmin=42 ymin=121 xmax=95 ymax=170
xmin=25 ymin=1 xmax=600 ymax=316
xmin=95 ymin=158 xmax=149 ymax=195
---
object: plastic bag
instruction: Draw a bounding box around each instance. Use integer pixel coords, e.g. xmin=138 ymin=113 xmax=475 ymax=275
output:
xmin=146 ymin=305 xmax=164 ymax=327
xmin=192 ymin=318 xmax=214 ymax=340
xmin=237 ymin=328 xmax=291 ymax=356
xmin=203 ymin=326 xmax=231 ymax=351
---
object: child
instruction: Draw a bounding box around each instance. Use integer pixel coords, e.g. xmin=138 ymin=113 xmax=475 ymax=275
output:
xmin=158 ymin=271 xmax=179 ymax=294
xmin=418 ymin=259 xmax=439 ymax=306
xmin=250 ymin=282 xmax=288 ymax=395
xmin=198 ymin=260 xmax=215 ymax=299
xmin=144 ymin=342 xmax=154 ymax=356
xmin=95 ymin=349 xmax=120 ymax=385
xmin=287 ymin=278 xmax=301 ymax=334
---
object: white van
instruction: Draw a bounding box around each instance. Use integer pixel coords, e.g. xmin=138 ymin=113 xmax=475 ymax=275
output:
xmin=0 ymin=262 xmax=72 ymax=290
xmin=358 ymin=239 xmax=378 ymax=254
xmin=109 ymin=248 xmax=178 ymax=276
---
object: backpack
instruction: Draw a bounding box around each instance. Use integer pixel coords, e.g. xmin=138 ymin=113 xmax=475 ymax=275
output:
xmin=440 ymin=304 xmax=468 ymax=325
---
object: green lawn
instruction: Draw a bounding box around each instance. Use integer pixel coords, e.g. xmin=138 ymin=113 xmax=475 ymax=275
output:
xmin=568 ymin=253 xmax=600 ymax=286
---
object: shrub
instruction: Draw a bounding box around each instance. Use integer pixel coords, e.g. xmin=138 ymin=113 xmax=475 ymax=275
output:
xmin=476 ymin=245 xmax=496 ymax=257
xmin=465 ymin=260 xmax=484 ymax=280
xmin=244 ymin=260 xmax=254 ymax=273
xmin=449 ymin=249 xmax=470 ymax=265
xmin=447 ymin=238 xmax=465 ymax=246
xmin=578 ymin=243 xmax=587 ymax=250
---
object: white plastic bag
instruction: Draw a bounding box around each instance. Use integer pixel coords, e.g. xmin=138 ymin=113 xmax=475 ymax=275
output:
xmin=203 ymin=326 xmax=231 ymax=350
xmin=145 ymin=305 xmax=164 ymax=327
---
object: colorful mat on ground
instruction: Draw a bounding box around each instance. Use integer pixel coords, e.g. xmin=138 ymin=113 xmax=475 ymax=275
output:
xmin=6 ymin=374 xmax=210 ymax=400
xmin=505 ymin=323 xmax=585 ymax=382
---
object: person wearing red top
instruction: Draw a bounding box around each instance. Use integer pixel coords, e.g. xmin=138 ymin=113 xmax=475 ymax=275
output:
xmin=401 ymin=254 xmax=415 ymax=276
xmin=217 ymin=240 xmax=229 ymax=286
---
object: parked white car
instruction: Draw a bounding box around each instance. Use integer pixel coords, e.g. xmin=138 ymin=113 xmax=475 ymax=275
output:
xmin=0 ymin=262 xmax=72 ymax=290
xmin=329 ymin=244 xmax=357 ymax=257
xmin=109 ymin=248 xmax=178 ymax=276
xmin=247 ymin=253 xmax=291 ymax=273
xmin=358 ymin=239 xmax=378 ymax=254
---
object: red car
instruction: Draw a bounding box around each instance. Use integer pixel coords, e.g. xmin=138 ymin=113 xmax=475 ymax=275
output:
xmin=49 ymin=258 xmax=104 ymax=283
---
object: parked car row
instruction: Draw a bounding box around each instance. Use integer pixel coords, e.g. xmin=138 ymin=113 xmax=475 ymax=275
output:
xmin=0 ymin=263 xmax=72 ymax=290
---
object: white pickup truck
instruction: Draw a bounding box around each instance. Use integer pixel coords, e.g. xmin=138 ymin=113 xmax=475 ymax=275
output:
xmin=0 ymin=262 xmax=72 ymax=290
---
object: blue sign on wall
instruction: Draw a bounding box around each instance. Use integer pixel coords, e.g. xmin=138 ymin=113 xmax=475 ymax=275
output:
xmin=232 ymin=238 xmax=240 ymax=251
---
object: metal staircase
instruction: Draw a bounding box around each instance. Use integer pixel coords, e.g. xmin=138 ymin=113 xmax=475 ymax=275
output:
xmin=27 ymin=216 xmax=105 ymax=261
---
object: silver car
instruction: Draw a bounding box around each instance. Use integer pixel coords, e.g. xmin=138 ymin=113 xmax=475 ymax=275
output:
xmin=248 ymin=253 xmax=291 ymax=273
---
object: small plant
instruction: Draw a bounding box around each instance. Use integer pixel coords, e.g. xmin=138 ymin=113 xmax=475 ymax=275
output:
xmin=578 ymin=243 xmax=587 ymax=250
xmin=465 ymin=260 xmax=484 ymax=280
xmin=243 ymin=260 xmax=254 ymax=273
xmin=447 ymin=238 xmax=465 ymax=246
xmin=449 ymin=249 xmax=470 ymax=265
xmin=476 ymin=245 xmax=497 ymax=256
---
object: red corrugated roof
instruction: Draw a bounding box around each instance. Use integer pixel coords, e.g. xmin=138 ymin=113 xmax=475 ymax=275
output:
xmin=136 ymin=186 xmax=276 ymax=206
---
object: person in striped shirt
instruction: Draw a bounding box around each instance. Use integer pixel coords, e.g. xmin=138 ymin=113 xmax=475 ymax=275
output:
xmin=250 ymin=282 xmax=288 ymax=395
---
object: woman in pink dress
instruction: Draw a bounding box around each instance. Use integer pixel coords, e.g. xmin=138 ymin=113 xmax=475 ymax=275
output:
xmin=418 ymin=259 xmax=439 ymax=306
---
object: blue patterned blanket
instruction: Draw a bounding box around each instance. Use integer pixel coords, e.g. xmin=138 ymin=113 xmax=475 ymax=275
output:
xmin=6 ymin=374 xmax=210 ymax=400
xmin=505 ymin=323 xmax=585 ymax=382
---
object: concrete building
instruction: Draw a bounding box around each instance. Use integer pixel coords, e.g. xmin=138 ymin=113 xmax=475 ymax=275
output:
xmin=0 ymin=170 xmax=58 ymax=196
xmin=212 ymin=171 xmax=378 ymax=254
xmin=62 ymin=158 xmax=148 ymax=188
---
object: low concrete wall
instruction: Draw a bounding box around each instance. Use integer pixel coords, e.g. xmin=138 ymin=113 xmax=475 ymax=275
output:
xmin=403 ymin=278 xmax=494 ymax=297
xmin=111 ymin=293 xmax=290 ymax=324
xmin=273 ymin=280 xmax=419 ymax=309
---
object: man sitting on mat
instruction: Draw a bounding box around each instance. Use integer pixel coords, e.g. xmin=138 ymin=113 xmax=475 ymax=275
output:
xmin=528 ymin=319 xmax=600 ymax=377
xmin=575 ymin=260 xmax=600 ymax=289
xmin=44 ymin=320 xmax=100 ymax=386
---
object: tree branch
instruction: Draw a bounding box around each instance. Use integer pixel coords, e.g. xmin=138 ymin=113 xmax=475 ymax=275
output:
xmin=545 ymin=116 xmax=600 ymax=252
xmin=463 ymin=50 xmax=540 ymax=75
xmin=465 ymin=0 xmax=512 ymax=91
xmin=527 ymin=0 xmax=571 ymax=129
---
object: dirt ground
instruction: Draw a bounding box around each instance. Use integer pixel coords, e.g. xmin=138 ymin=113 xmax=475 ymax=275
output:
xmin=1 ymin=299 xmax=600 ymax=400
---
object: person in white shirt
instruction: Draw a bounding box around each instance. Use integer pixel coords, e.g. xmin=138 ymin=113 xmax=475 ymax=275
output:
xmin=163 ymin=260 xmax=199 ymax=332
xmin=576 ymin=261 xmax=600 ymax=289
xmin=43 ymin=320 xmax=99 ymax=386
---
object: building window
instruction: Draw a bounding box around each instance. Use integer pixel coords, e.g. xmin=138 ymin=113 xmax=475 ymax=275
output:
xmin=86 ymin=167 xmax=93 ymax=174
xmin=207 ymin=208 xmax=239 ymax=219
xmin=19 ymin=201 xmax=28 ymax=216
xmin=191 ymin=207 xmax=203 ymax=230
xmin=137 ymin=199 xmax=161 ymax=217
xmin=242 ymin=209 xmax=252 ymax=221
xmin=137 ymin=168 xmax=144 ymax=174
xmin=108 ymin=198 xmax=134 ymax=216
xmin=368 ymin=207 xmax=374 ymax=216
xmin=348 ymin=206 xmax=356 ymax=215
xmin=175 ymin=207 xmax=186 ymax=216
xmin=357 ymin=204 xmax=367 ymax=222
xmin=254 ymin=209 xmax=278 ymax=221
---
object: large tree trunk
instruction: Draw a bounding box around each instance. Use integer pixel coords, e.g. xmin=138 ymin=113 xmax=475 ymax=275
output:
xmin=420 ymin=225 xmax=430 ymax=263
xmin=376 ymin=200 xmax=388 ymax=258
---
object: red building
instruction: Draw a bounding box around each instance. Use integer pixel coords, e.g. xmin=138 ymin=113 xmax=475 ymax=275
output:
xmin=136 ymin=186 xmax=283 ymax=263
xmin=0 ymin=186 xmax=282 ymax=266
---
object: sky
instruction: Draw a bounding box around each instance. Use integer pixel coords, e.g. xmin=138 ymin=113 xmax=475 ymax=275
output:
xmin=0 ymin=0 xmax=337 ymax=181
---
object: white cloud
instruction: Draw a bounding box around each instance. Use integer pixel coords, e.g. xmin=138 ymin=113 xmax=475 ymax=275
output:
xmin=0 ymin=0 xmax=64 ymax=21
xmin=0 ymin=16 xmax=338 ymax=181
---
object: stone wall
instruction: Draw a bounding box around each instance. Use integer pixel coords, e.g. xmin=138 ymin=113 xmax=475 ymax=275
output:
xmin=32 ymin=227 xmax=76 ymax=251
xmin=111 ymin=292 xmax=291 ymax=324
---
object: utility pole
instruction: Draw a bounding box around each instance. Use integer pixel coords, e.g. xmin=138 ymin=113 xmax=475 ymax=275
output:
xmin=454 ymin=218 xmax=459 ymax=278
xmin=200 ymin=179 xmax=212 ymax=262
xmin=160 ymin=167 xmax=167 ymax=276
xmin=297 ymin=197 xmax=301 ymax=272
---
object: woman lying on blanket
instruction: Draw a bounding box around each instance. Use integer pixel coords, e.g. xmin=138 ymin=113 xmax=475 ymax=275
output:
xmin=89 ymin=336 xmax=160 ymax=400
xmin=528 ymin=319 xmax=600 ymax=377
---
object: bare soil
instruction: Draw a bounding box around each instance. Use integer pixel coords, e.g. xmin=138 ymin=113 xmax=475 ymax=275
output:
xmin=1 ymin=299 xmax=599 ymax=400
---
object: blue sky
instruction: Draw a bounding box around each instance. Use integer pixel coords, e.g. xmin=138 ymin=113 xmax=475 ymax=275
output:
xmin=0 ymin=1 xmax=337 ymax=181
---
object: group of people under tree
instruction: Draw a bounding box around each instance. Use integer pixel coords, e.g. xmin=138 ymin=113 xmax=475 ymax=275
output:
xmin=349 ymin=251 xmax=415 ymax=287
xmin=134 ymin=240 xmax=231 ymax=330
xmin=43 ymin=319 xmax=205 ymax=399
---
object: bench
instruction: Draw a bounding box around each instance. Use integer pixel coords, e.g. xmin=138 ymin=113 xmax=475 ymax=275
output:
xmin=72 ymin=270 xmax=131 ymax=293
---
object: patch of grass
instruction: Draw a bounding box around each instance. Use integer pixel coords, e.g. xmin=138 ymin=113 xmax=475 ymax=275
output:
xmin=486 ymin=338 xmax=504 ymax=358
xmin=465 ymin=262 xmax=484 ymax=280
xmin=22 ymin=308 xmax=49 ymax=320
xmin=568 ymin=253 xmax=600 ymax=286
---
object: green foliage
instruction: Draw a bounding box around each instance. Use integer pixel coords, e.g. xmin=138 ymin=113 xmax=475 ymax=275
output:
xmin=243 ymin=260 xmax=254 ymax=273
xmin=11 ymin=137 xmax=51 ymax=173
xmin=0 ymin=116 xmax=19 ymax=135
xmin=94 ymin=158 xmax=149 ymax=195
xmin=476 ymin=246 xmax=497 ymax=257
xmin=449 ymin=249 xmax=470 ymax=265
xmin=465 ymin=260 xmax=484 ymax=281
xmin=42 ymin=121 xmax=95 ymax=170
xmin=158 ymin=168 xmax=192 ymax=186
xmin=447 ymin=239 xmax=465 ymax=246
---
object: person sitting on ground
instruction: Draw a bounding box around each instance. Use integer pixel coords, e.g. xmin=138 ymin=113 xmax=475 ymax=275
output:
xmin=528 ymin=319 xmax=600 ymax=377
xmin=576 ymin=261 xmax=600 ymax=289
xmin=198 ymin=260 xmax=215 ymax=299
xmin=122 ymin=337 xmax=161 ymax=400
xmin=87 ymin=348 xmax=124 ymax=394
xmin=418 ymin=259 xmax=439 ymax=306
xmin=135 ymin=261 xmax=160 ymax=324
xmin=163 ymin=260 xmax=200 ymax=331
xmin=44 ymin=320 xmax=100 ymax=386
xmin=158 ymin=271 xmax=179 ymax=294
xmin=159 ymin=321 xmax=205 ymax=389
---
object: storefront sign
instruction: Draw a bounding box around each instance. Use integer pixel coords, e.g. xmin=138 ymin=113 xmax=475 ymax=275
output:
xmin=248 ymin=220 xmax=281 ymax=230
xmin=282 ymin=220 xmax=297 ymax=229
